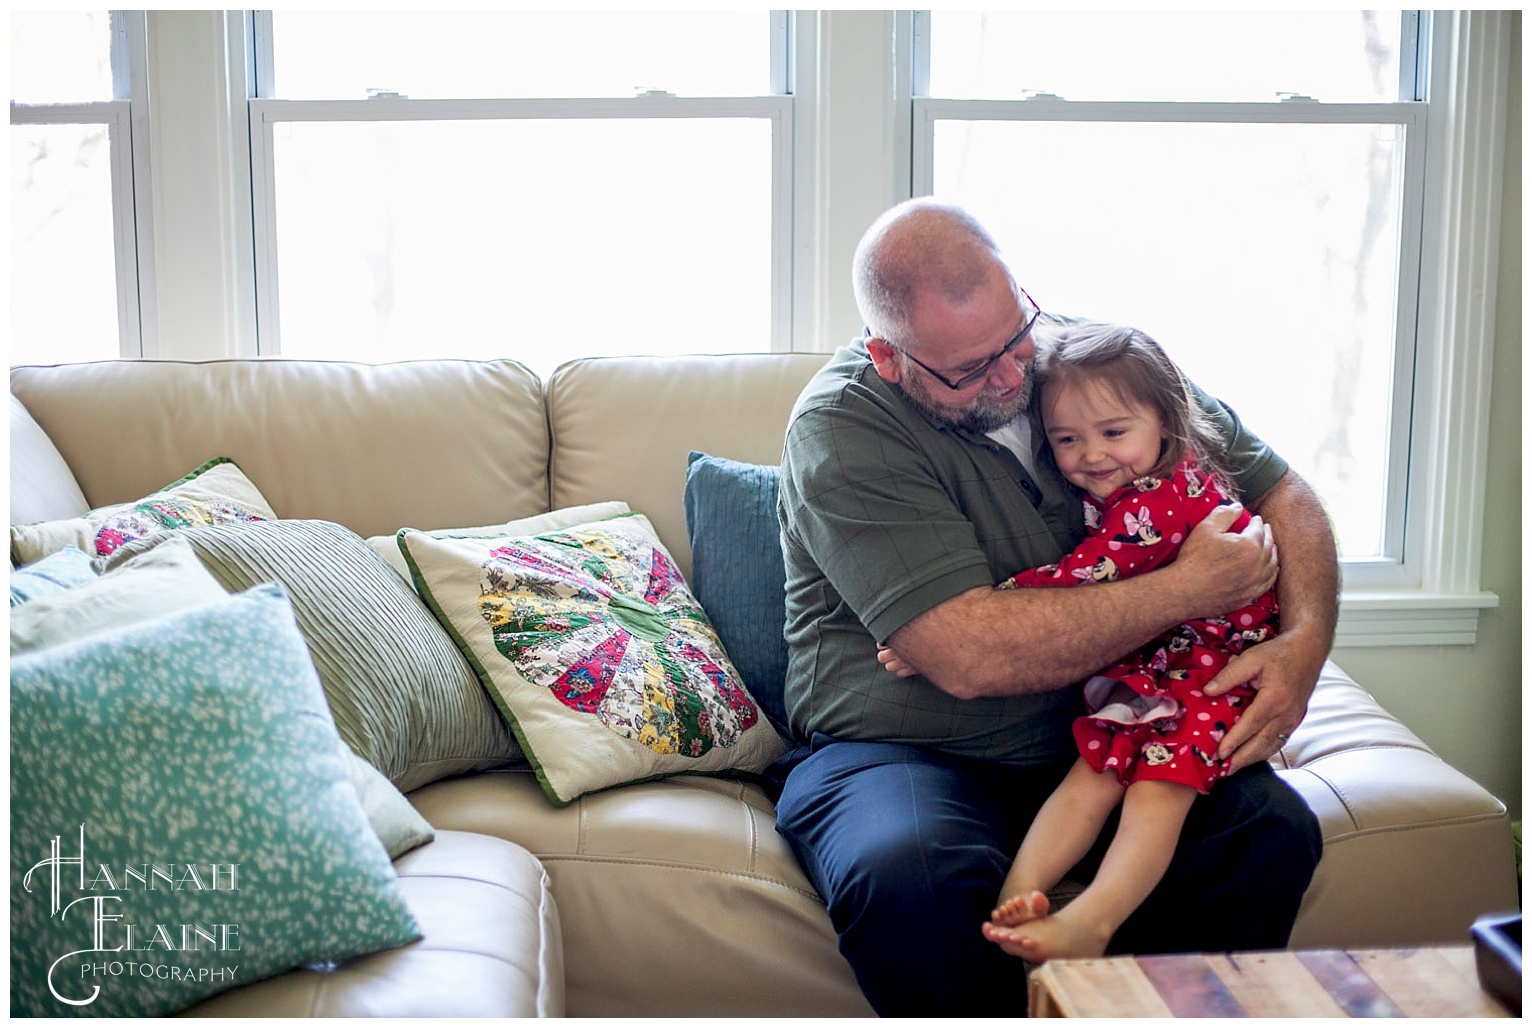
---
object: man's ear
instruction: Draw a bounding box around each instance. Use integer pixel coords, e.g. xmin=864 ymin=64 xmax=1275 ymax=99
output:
xmin=865 ymin=337 xmax=904 ymax=384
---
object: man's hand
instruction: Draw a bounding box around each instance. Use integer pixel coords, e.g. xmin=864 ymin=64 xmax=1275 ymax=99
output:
xmin=1202 ymin=640 xmax=1314 ymax=772
xmin=1206 ymin=470 xmax=1340 ymax=772
xmin=1168 ymin=505 xmax=1279 ymax=618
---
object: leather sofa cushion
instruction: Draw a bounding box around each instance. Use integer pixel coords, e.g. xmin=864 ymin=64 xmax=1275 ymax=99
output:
xmin=181 ymin=831 xmax=564 ymax=1017
xmin=544 ymin=353 xmax=833 ymax=581
xmin=408 ymin=770 xmax=876 ymax=1017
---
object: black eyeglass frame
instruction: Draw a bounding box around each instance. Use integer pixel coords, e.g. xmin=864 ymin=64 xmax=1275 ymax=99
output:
xmin=870 ymin=288 xmax=1045 ymax=392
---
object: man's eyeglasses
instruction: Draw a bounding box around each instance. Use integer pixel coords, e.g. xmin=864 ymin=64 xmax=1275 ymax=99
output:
xmin=873 ymin=289 xmax=1044 ymax=392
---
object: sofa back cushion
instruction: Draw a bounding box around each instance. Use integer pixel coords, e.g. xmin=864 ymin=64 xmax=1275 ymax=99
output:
xmin=10 ymin=358 xmax=550 ymax=540
xmin=544 ymin=353 xmax=831 ymax=582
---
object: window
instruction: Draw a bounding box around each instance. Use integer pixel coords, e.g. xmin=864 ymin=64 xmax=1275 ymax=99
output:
xmin=249 ymin=11 xmax=792 ymax=381
xmin=910 ymin=10 xmax=1509 ymax=641
xmin=9 ymin=10 xmax=154 ymax=362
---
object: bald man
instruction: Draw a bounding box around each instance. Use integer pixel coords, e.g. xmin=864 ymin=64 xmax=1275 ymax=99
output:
xmin=771 ymin=199 xmax=1336 ymax=1015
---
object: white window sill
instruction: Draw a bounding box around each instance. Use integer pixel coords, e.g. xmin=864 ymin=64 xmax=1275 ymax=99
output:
xmin=1334 ymin=590 xmax=1500 ymax=647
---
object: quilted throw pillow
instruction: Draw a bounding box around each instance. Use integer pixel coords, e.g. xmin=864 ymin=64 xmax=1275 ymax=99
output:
xmin=9 ymin=457 xmax=276 ymax=566
xmin=400 ymin=513 xmax=785 ymax=806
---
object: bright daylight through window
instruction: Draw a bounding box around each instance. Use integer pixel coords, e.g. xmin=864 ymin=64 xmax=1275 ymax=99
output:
xmin=10 ymin=10 xmax=132 ymax=364
xmin=254 ymin=11 xmax=782 ymax=381
xmin=920 ymin=11 xmax=1417 ymax=567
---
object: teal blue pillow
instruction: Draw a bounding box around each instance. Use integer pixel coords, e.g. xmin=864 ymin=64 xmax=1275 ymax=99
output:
xmin=9 ymin=545 xmax=96 ymax=606
xmin=683 ymin=452 xmax=792 ymax=741
xmin=10 ymin=583 xmax=421 ymax=1017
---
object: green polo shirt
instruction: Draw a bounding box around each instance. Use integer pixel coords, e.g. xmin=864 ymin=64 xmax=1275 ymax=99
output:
xmin=777 ymin=338 xmax=1288 ymax=764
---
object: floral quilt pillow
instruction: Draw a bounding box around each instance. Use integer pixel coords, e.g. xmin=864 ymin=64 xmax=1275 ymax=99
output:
xmin=10 ymin=457 xmax=276 ymax=566
xmin=399 ymin=513 xmax=785 ymax=806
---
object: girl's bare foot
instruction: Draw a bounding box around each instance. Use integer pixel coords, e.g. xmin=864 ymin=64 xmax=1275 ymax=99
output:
xmin=981 ymin=908 xmax=1111 ymax=963
xmin=989 ymin=889 xmax=1050 ymax=927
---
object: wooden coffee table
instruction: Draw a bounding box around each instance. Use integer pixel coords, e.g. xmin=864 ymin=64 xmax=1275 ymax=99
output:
xmin=1027 ymin=945 xmax=1511 ymax=1017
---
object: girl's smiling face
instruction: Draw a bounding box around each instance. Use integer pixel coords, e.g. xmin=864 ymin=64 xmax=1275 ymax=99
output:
xmin=1042 ymin=376 xmax=1168 ymax=501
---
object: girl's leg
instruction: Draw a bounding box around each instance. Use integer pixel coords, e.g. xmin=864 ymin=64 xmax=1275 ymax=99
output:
xmin=1109 ymin=763 xmax=1321 ymax=955
xmin=985 ymin=778 xmax=1197 ymax=962
xmin=991 ymin=757 xmax=1127 ymax=927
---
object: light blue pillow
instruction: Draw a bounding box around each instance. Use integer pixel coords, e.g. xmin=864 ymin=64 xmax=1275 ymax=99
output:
xmin=9 ymin=545 xmax=96 ymax=606
xmin=683 ymin=452 xmax=792 ymax=741
xmin=10 ymin=583 xmax=422 ymax=1018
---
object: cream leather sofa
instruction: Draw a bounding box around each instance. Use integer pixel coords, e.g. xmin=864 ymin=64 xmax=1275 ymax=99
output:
xmin=9 ymin=354 xmax=1519 ymax=1017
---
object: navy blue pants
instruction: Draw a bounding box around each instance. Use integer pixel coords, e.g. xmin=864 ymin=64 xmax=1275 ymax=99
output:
xmin=771 ymin=736 xmax=1322 ymax=1017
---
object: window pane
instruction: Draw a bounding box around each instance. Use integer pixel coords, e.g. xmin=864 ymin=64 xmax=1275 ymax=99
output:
xmin=929 ymin=11 xmax=1404 ymax=102
xmin=934 ymin=119 xmax=1404 ymax=558
xmin=11 ymin=123 xmax=123 ymax=364
xmin=10 ymin=10 xmax=115 ymax=104
xmin=270 ymin=119 xmax=773 ymax=380
xmin=270 ymin=11 xmax=774 ymax=99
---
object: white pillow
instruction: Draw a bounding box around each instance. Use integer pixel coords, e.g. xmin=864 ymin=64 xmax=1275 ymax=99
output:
xmin=9 ymin=394 xmax=90 ymax=525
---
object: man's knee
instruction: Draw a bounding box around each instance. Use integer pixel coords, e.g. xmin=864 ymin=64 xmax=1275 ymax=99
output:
xmin=1211 ymin=764 xmax=1323 ymax=870
xmin=1119 ymin=764 xmax=1321 ymax=953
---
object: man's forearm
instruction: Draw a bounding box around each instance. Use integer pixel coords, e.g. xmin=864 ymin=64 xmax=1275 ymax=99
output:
xmin=885 ymin=576 xmax=1188 ymax=699
xmin=1249 ymin=471 xmax=1340 ymax=678
xmin=886 ymin=503 xmax=1284 ymax=700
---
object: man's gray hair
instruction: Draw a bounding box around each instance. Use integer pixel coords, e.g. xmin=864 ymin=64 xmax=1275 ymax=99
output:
xmin=851 ymin=199 xmax=1006 ymax=345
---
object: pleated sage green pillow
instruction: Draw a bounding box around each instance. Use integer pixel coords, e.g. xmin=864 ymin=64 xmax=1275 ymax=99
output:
xmin=101 ymin=519 xmax=522 ymax=792
xmin=10 ymin=583 xmax=421 ymax=1018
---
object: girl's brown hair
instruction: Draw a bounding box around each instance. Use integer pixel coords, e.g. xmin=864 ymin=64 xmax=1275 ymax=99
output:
xmin=1033 ymin=320 xmax=1230 ymax=484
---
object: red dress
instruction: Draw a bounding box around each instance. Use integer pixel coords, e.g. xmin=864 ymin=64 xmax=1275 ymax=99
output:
xmin=1000 ymin=455 xmax=1279 ymax=792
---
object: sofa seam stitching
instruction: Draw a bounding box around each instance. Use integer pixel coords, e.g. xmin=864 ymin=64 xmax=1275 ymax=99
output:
xmin=536 ymin=863 xmax=560 ymax=1016
xmin=1285 ymin=741 xmax=1436 ymax=761
xmin=399 ymin=869 xmax=544 ymax=893
xmin=1286 ymin=766 xmax=1360 ymax=831
xmin=742 ymin=781 xmax=761 ymax=874
xmin=1320 ymin=811 xmax=1510 ymax=842
xmin=539 ymin=854 xmax=824 ymax=903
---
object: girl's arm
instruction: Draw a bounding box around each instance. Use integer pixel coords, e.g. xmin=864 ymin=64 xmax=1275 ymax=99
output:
xmin=1005 ymin=466 xmax=1225 ymax=589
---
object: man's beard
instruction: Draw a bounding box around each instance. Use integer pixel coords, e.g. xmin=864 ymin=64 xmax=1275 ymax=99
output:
xmin=901 ymin=357 xmax=1035 ymax=434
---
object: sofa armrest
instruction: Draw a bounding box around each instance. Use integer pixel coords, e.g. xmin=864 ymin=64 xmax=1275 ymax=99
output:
xmin=1276 ymin=662 xmax=1519 ymax=948
xmin=178 ymin=831 xmax=564 ymax=1017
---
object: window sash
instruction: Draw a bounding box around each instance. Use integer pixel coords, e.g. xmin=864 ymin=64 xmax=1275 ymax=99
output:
xmin=246 ymin=95 xmax=795 ymax=361
xmin=910 ymin=11 xmax=1426 ymax=104
xmin=9 ymin=100 xmax=146 ymax=358
xmin=8 ymin=10 xmax=155 ymax=358
xmin=903 ymin=10 xmax=1514 ymax=644
xmin=247 ymin=10 xmax=797 ymax=363
xmin=911 ymin=95 xmax=1428 ymax=589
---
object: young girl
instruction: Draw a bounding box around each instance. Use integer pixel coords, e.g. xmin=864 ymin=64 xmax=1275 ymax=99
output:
xmin=881 ymin=320 xmax=1279 ymax=963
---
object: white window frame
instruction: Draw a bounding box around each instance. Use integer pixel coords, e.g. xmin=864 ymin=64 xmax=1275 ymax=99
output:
xmin=904 ymin=10 xmax=1508 ymax=645
xmin=8 ymin=10 xmax=158 ymax=357
xmin=245 ymin=10 xmax=798 ymax=357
